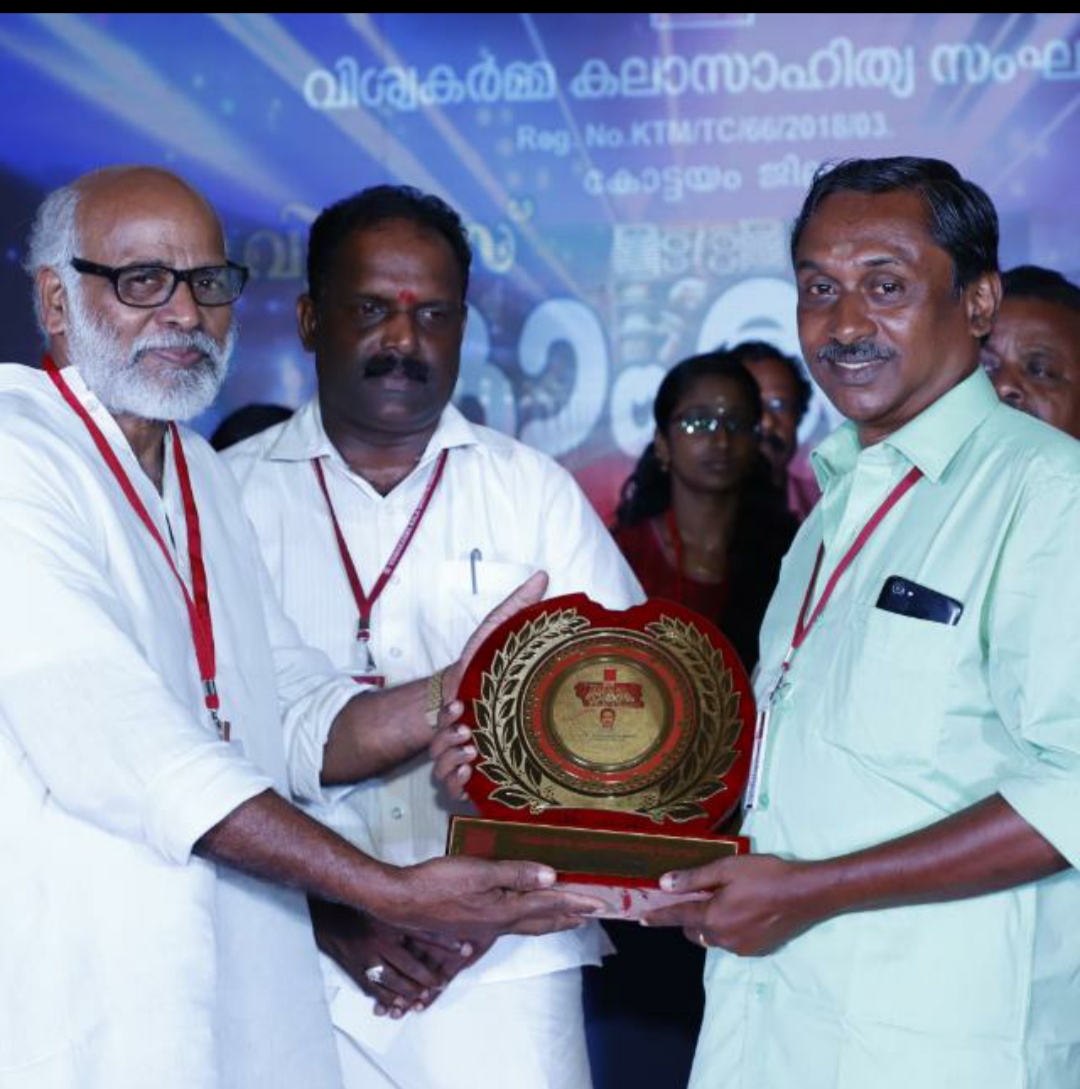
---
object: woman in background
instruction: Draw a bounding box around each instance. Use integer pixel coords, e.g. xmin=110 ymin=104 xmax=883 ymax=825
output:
xmin=586 ymin=350 xmax=797 ymax=1089
xmin=610 ymin=348 xmax=796 ymax=673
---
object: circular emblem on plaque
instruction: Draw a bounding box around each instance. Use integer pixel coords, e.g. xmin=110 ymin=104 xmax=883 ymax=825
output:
xmin=457 ymin=593 xmax=754 ymax=835
xmin=528 ymin=633 xmax=691 ymax=796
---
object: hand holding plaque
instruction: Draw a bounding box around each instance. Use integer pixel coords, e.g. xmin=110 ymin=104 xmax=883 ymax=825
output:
xmin=445 ymin=593 xmax=754 ymax=918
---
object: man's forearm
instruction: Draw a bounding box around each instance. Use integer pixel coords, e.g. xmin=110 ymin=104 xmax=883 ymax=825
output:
xmin=318 ymin=574 xmax=549 ymax=786
xmin=194 ymin=787 xmax=601 ymax=940
xmin=320 ymin=676 xmax=434 ymax=784
xmin=804 ymin=793 xmax=1068 ymax=918
xmin=195 ymin=788 xmax=400 ymax=912
xmin=650 ymin=793 xmax=1071 ymax=956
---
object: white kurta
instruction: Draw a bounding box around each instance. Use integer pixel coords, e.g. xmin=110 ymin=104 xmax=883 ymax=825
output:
xmin=0 ymin=364 xmax=356 ymax=1089
xmin=227 ymin=399 xmax=645 ymax=1087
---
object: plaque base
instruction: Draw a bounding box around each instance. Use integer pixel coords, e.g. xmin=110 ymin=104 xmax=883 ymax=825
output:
xmin=448 ymin=815 xmax=747 ymax=919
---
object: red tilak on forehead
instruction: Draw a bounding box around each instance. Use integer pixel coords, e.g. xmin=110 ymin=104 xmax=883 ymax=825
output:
xmin=397 ymin=289 xmax=417 ymax=306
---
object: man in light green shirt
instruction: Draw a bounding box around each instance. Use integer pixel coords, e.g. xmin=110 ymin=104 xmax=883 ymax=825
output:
xmin=648 ymin=157 xmax=1080 ymax=1087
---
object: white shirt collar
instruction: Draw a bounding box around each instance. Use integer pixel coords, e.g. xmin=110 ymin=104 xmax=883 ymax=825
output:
xmin=265 ymin=397 xmax=501 ymax=471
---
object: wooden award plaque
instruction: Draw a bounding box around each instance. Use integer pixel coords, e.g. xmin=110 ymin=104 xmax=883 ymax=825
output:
xmin=446 ymin=594 xmax=754 ymax=918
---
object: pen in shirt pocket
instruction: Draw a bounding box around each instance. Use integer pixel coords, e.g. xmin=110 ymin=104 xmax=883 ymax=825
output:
xmin=469 ymin=547 xmax=482 ymax=594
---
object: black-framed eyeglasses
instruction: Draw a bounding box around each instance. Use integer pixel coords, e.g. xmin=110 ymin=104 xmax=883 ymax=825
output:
xmin=673 ymin=412 xmax=759 ymax=438
xmin=70 ymin=257 xmax=249 ymax=308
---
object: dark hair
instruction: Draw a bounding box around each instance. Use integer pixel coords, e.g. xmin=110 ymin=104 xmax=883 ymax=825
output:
xmin=1001 ymin=264 xmax=1080 ymax=316
xmin=613 ymin=351 xmax=765 ymax=527
xmin=790 ymin=157 xmax=999 ymax=293
xmin=306 ymin=184 xmax=472 ymax=301
xmin=210 ymin=403 xmax=293 ymax=451
xmin=728 ymin=339 xmax=813 ymax=424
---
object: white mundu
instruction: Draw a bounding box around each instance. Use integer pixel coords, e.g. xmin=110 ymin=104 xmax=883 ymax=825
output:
xmin=0 ymin=364 xmax=356 ymax=1089
xmin=228 ymin=397 xmax=645 ymax=1089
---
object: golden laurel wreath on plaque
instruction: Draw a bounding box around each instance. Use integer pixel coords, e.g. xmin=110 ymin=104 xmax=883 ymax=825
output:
xmin=469 ymin=604 xmax=743 ymax=824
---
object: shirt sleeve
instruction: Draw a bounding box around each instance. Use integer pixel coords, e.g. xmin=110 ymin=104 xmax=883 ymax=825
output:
xmin=255 ymin=552 xmax=358 ymax=805
xmin=990 ymin=474 xmax=1080 ymax=869
xmin=224 ymin=438 xmax=361 ymax=804
xmin=533 ymin=457 xmax=646 ymax=609
xmin=0 ymin=432 xmax=271 ymax=865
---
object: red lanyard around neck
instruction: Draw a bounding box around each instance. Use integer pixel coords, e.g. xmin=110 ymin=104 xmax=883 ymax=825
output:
xmin=776 ymin=464 xmax=923 ymax=692
xmin=43 ymin=357 xmax=226 ymax=737
xmin=312 ymin=448 xmax=449 ymax=649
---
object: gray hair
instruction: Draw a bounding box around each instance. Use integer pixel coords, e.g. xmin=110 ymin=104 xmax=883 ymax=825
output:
xmin=25 ymin=183 xmax=82 ymax=336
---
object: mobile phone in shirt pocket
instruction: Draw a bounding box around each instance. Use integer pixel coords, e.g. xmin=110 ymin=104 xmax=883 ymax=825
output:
xmin=875 ymin=575 xmax=964 ymax=626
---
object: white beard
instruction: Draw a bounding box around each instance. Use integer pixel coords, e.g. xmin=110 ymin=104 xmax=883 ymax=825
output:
xmin=64 ymin=284 xmax=235 ymax=422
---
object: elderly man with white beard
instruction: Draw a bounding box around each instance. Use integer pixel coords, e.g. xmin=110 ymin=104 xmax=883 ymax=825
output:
xmin=0 ymin=166 xmax=601 ymax=1089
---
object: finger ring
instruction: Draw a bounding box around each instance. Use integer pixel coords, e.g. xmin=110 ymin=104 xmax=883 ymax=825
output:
xmin=364 ymin=963 xmax=386 ymax=985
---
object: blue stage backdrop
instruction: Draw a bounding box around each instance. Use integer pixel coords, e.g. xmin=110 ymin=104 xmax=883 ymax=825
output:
xmin=2 ymin=13 xmax=1079 ymax=517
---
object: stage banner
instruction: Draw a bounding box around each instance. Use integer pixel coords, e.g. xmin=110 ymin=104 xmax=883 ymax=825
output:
xmin=1 ymin=13 xmax=1077 ymax=515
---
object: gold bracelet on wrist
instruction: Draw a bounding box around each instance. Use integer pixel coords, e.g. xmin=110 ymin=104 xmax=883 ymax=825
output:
xmin=424 ymin=667 xmax=445 ymax=731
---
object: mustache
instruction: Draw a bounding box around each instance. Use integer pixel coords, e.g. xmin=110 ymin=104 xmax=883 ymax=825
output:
xmin=363 ymin=353 xmax=429 ymax=383
xmin=132 ymin=328 xmax=229 ymax=367
xmin=816 ymin=340 xmax=896 ymax=366
xmin=761 ymin=431 xmax=787 ymax=452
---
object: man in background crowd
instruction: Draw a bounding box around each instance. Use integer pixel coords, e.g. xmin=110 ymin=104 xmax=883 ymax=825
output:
xmin=981 ymin=263 xmax=1080 ymax=439
xmin=730 ymin=338 xmax=820 ymax=520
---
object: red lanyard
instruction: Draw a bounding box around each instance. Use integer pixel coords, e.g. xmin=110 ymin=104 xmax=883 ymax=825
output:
xmin=43 ymin=357 xmax=227 ymax=737
xmin=312 ymin=448 xmax=449 ymax=659
xmin=776 ymin=464 xmax=923 ymax=693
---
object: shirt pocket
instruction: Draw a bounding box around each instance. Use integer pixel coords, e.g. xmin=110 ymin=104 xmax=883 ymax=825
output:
xmin=433 ymin=559 xmax=536 ymax=659
xmin=819 ymin=602 xmax=959 ymax=770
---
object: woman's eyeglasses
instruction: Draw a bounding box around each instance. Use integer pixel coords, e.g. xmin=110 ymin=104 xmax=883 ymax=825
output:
xmin=673 ymin=412 xmax=759 ymax=438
